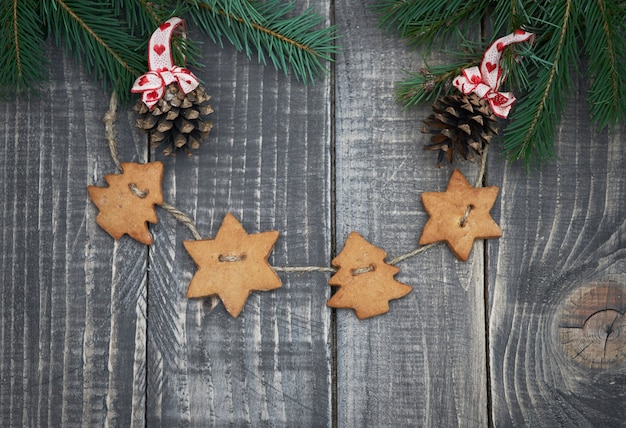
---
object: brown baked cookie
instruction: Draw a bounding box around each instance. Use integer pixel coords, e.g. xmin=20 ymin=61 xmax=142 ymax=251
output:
xmin=327 ymin=232 xmax=412 ymax=319
xmin=87 ymin=161 xmax=164 ymax=245
xmin=419 ymin=168 xmax=502 ymax=261
xmin=184 ymin=213 xmax=281 ymax=317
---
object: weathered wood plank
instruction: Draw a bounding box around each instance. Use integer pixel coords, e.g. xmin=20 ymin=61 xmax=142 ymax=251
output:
xmin=5 ymin=3 xmax=624 ymax=427
xmin=334 ymin=3 xmax=488 ymax=426
xmin=144 ymin=10 xmax=333 ymax=426
xmin=488 ymin=68 xmax=626 ymax=426
xmin=0 ymin=44 xmax=148 ymax=426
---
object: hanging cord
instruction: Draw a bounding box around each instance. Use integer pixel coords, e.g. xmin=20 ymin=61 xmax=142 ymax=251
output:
xmin=102 ymin=91 xmax=123 ymax=173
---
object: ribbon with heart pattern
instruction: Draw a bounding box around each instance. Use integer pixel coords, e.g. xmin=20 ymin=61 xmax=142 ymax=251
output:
xmin=453 ymin=29 xmax=535 ymax=118
xmin=131 ymin=17 xmax=200 ymax=109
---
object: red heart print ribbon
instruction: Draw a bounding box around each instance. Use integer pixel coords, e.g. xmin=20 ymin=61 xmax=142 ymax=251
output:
xmin=131 ymin=17 xmax=200 ymax=109
xmin=453 ymin=30 xmax=535 ymax=118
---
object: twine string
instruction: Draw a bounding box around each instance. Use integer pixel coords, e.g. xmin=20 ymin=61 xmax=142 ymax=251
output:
xmin=272 ymin=266 xmax=337 ymax=273
xmin=387 ymin=242 xmax=439 ymax=266
xmin=102 ymin=91 xmax=490 ymax=274
xmin=460 ymin=205 xmax=473 ymax=227
xmin=475 ymin=143 xmax=489 ymax=188
xmin=103 ymin=91 xmax=122 ymax=173
xmin=160 ymin=202 xmax=203 ymax=241
xmin=219 ymin=254 xmax=247 ymax=262
xmin=129 ymin=183 xmax=149 ymax=198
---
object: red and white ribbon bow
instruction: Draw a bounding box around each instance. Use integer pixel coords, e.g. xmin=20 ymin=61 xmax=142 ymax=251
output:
xmin=453 ymin=29 xmax=535 ymax=118
xmin=131 ymin=17 xmax=200 ymax=109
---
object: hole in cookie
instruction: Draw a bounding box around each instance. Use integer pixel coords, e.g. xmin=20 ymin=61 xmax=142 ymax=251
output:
xmin=459 ymin=204 xmax=474 ymax=227
xmin=219 ymin=254 xmax=247 ymax=263
xmin=351 ymin=264 xmax=374 ymax=276
xmin=129 ymin=183 xmax=149 ymax=199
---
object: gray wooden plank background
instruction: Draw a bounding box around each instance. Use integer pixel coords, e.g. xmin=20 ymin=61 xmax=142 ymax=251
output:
xmin=1 ymin=1 xmax=624 ymax=427
xmin=334 ymin=3 xmax=488 ymax=426
xmin=488 ymin=62 xmax=626 ymax=427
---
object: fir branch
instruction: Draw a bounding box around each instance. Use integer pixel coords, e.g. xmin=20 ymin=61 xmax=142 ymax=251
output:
xmin=0 ymin=0 xmax=46 ymax=91
xmin=375 ymin=0 xmax=624 ymax=167
xmin=395 ymin=38 xmax=485 ymax=107
xmin=396 ymin=61 xmax=476 ymax=108
xmin=373 ymin=0 xmax=490 ymax=50
xmin=109 ymin=0 xmax=165 ymax=35
xmin=401 ymin=3 xmax=488 ymax=49
xmin=374 ymin=0 xmax=465 ymax=34
xmin=196 ymin=2 xmax=312 ymax=55
xmin=0 ymin=1 xmax=336 ymax=98
xmin=43 ymin=0 xmax=146 ymax=101
xmin=191 ymin=0 xmax=266 ymax=24
xmin=188 ymin=0 xmax=338 ymax=83
xmin=583 ymin=0 xmax=626 ymax=130
xmin=502 ymin=0 xmax=578 ymax=167
xmin=493 ymin=0 xmax=533 ymax=35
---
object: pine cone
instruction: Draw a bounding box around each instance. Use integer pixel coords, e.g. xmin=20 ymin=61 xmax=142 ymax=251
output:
xmin=421 ymin=92 xmax=498 ymax=167
xmin=134 ymin=83 xmax=213 ymax=156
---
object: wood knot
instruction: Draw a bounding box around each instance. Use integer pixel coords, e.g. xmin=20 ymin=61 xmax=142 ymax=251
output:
xmin=559 ymin=282 xmax=626 ymax=369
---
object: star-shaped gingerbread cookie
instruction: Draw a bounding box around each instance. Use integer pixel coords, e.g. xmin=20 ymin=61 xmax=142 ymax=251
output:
xmin=327 ymin=232 xmax=412 ymax=319
xmin=419 ymin=168 xmax=502 ymax=261
xmin=184 ymin=213 xmax=281 ymax=317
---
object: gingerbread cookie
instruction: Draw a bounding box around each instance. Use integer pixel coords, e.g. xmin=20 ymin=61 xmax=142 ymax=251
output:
xmin=87 ymin=162 xmax=164 ymax=245
xmin=184 ymin=213 xmax=281 ymax=317
xmin=327 ymin=232 xmax=412 ymax=319
xmin=419 ymin=168 xmax=501 ymax=261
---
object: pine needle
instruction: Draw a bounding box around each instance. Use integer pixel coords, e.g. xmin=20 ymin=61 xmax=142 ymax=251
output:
xmin=395 ymin=61 xmax=476 ymax=108
xmin=582 ymin=0 xmax=626 ymax=130
xmin=395 ymin=38 xmax=485 ymax=107
xmin=43 ymin=0 xmax=146 ymax=101
xmin=0 ymin=0 xmax=46 ymax=92
xmin=189 ymin=0 xmax=338 ymax=83
xmin=502 ymin=0 xmax=578 ymax=168
xmin=109 ymin=0 xmax=170 ymax=35
xmin=372 ymin=0 xmax=491 ymax=51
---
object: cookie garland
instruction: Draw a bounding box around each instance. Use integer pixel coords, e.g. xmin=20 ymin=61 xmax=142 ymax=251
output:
xmin=87 ymin=21 xmax=533 ymax=319
xmin=91 ymin=91 xmax=496 ymax=319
